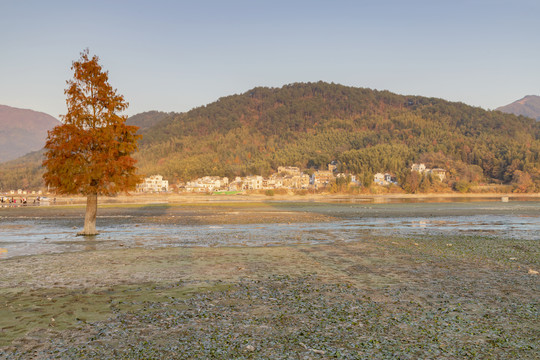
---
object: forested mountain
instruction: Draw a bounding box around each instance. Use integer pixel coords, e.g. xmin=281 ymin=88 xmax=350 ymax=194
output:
xmin=126 ymin=111 xmax=171 ymax=132
xmin=135 ymin=82 xmax=540 ymax=190
xmin=497 ymin=95 xmax=540 ymax=121
xmin=0 ymin=149 xmax=45 ymax=190
xmin=0 ymin=105 xmax=60 ymax=162
xmin=1 ymin=82 xmax=539 ymax=192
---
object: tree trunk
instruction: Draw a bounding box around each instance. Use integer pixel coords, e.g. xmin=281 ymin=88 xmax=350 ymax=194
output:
xmin=78 ymin=193 xmax=98 ymax=236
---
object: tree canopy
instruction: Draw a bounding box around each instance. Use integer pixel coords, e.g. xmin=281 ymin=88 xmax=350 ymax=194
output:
xmin=43 ymin=49 xmax=140 ymax=197
xmin=42 ymin=49 xmax=140 ymax=234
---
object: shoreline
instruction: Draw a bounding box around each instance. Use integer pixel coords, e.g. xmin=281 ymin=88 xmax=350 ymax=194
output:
xmin=2 ymin=192 xmax=538 ymax=208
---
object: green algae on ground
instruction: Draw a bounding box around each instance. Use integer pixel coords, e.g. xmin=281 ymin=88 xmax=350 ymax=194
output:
xmin=5 ymin=274 xmax=537 ymax=359
xmin=1 ymin=235 xmax=538 ymax=358
xmin=0 ymin=282 xmax=230 ymax=347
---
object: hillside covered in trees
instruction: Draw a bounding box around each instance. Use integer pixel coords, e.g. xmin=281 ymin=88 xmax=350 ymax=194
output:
xmin=135 ymin=82 xmax=540 ymax=192
xmin=126 ymin=111 xmax=170 ymax=132
xmin=1 ymin=82 xmax=539 ymax=192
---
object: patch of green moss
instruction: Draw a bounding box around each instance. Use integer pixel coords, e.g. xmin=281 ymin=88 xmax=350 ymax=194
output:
xmin=0 ymin=282 xmax=230 ymax=346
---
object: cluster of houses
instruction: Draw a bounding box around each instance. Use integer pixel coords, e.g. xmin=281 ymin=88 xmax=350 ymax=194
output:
xmin=1 ymin=163 xmax=447 ymax=196
xmin=136 ymin=163 xmax=446 ymax=193
xmin=373 ymin=173 xmax=397 ymax=186
xmin=183 ymin=167 xmax=312 ymax=193
xmin=411 ymin=163 xmax=446 ymax=181
xmin=372 ymin=164 xmax=446 ymax=186
xmin=136 ymin=174 xmax=169 ymax=193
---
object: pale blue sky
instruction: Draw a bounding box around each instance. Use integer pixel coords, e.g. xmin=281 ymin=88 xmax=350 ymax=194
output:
xmin=1 ymin=0 xmax=539 ymax=118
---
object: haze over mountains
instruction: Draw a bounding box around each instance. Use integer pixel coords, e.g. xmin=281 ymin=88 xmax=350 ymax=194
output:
xmin=1 ymin=83 xmax=539 ymax=192
xmin=0 ymin=105 xmax=60 ymax=162
xmin=497 ymin=95 xmax=540 ymax=121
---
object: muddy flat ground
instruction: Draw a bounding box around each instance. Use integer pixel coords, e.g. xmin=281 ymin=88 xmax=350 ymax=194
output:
xmin=1 ymin=202 xmax=539 ymax=359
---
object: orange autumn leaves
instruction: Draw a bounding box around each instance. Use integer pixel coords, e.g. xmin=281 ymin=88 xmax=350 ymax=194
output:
xmin=43 ymin=49 xmax=141 ymax=196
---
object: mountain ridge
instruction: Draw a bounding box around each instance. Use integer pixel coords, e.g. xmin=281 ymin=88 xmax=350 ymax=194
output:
xmin=497 ymin=95 xmax=540 ymax=121
xmin=0 ymin=105 xmax=61 ymax=162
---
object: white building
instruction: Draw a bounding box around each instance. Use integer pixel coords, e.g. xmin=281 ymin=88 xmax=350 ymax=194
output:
xmin=411 ymin=163 xmax=446 ymax=181
xmin=137 ymin=175 xmax=169 ymax=193
xmin=185 ymin=176 xmax=229 ymax=192
xmin=429 ymin=168 xmax=446 ymax=181
xmin=243 ymin=175 xmax=264 ymax=190
xmin=374 ymin=173 xmax=396 ymax=186
xmin=283 ymin=174 xmax=310 ymax=189
xmin=411 ymin=163 xmax=427 ymax=173
xmin=264 ymin=175 xmax=284 ymax=189
xmin=311 ymin=170 xmax=335 ymax=188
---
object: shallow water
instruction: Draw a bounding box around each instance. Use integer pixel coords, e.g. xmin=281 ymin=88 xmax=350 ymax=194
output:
xmin=0 ymin=201 xmax=539 ymax=258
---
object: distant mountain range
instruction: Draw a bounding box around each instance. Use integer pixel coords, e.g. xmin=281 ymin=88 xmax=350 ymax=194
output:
xmin=0 ymin=105 xmax=61 ymax=162
xmin=497 ymin=95 xmax=540 ymax=121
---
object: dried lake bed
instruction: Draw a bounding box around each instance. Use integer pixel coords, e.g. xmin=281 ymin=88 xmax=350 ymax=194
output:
xmin=1 ymin=199 xmax=539 ymax=358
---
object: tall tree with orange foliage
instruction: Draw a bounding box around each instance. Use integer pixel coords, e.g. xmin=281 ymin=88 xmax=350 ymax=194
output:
xmin=43 ymin=49 xmax=141 ymax=235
